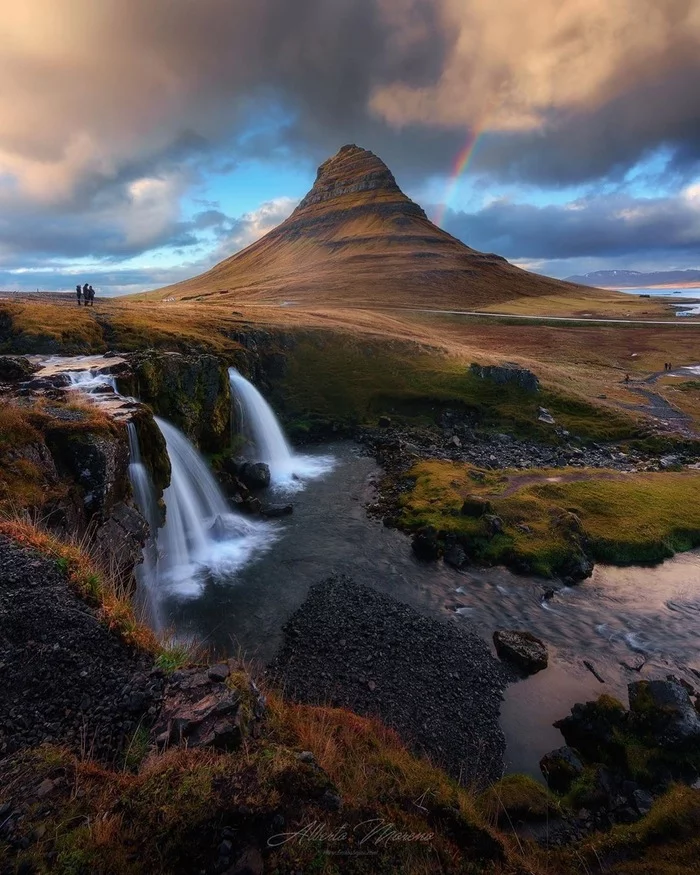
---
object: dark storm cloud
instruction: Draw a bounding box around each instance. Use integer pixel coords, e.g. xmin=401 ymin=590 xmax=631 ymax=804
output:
xmin=443 ymin=186 xmax=700 ymax=261
xmin=1 ymin=0 xmax=700 ymax=272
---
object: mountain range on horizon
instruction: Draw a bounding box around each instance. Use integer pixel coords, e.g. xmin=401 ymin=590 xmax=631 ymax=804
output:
xmin=150 ymin=144 xmax=587 ymax=309
xmin=566 ymin=269 xmax=700 ymax=289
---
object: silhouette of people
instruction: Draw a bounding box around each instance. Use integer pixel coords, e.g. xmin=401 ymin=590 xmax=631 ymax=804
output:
xmin=87 ymin=284 xmax=95 ymax=306
xmin=76 ymin=284 xmax=82 ymax=306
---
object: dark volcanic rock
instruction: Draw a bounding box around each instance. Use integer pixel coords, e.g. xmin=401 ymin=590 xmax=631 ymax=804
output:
xmin=0 ymin=537 xmax=162 ymax=761
xmin=411 ymin=525 xmax=441 ymax=560
xmin=0 ymin=355 xmax=38 ymax=382
xmin=238 ymin=461 xmax=271 ymax=491
xmin=628 ymin=679 xmax=700 ymax=748
xmin=493 ymin=630 xmax=548 ymax=675
xmin=470 ymin=362 xmax=540 ymax=393
xmin=268 ymin=574 xmax=511 ymax=786
xmin=154 ymin=668 xmax=243 ymax=751
xmin=540 ymin=746 xmax=584 ymax=792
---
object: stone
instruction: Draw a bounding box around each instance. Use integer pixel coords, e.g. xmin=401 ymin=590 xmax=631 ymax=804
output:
xmin=411 ymin=527 xmax=441 ymax=561
xmin=628 ymin=679 xmax=700 ymax=747
xmin=444 ymin=544 xmax=467 ymax=569
xmin=451 ymin=435 xmax=462 ymax=447
xmin=298 ymin=750 xmax=315 ymax=763
xmin=539 ymin=746 xmax=584 ymax=793
xmin=659 ymin=454 xmax=681 ymax=470
xmin=470 ymin=362 xmax=540 ymax=393
xmin=632 ymin=788 xmax=654 ymax=816
xmin=225 ymin=846 xmax=264 ymax=875
xmin=538 ymin=408 xmax=556 ymax=425
xmin=0 ymin=355 xmax=37 ymax=382
xmin=208 ymin=663 xmax=230 ymax=683
xmin=484 ymin=514 xmax=504 ymax=535
xmin=460 ymin=495 xmax=492 ymax=517
xmin=378 ymin=415 xmax=392 ymax=427
xmin=260 ymin=504 xmax=293 ymax=518
xmin=493 ymin=629 xmax=548 ymax=675
xmin=36 ymin=779 xmax=55 ymax=798
xmin=238 ymin=462 xmax=271 ymax=490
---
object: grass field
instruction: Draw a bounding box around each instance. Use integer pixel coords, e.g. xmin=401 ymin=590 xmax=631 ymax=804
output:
xmin=398 ymin=461 xmax=700 ymax=576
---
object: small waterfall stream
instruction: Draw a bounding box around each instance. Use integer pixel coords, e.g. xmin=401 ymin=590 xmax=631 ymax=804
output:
xmin=228 ymin=367 xmax=335 ymax=489
xmin=60 ymin=360 xmax=278 ymax=629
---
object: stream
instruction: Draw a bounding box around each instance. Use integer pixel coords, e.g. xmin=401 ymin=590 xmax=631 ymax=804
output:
xmin=157 ymin=442 xmax=700 ymax=776
xmin=32 ymin=355 xmax=700 ymax=778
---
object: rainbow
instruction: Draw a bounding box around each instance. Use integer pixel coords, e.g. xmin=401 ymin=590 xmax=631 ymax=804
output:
xmin=432 ymin=126 xmax=485 ymax=228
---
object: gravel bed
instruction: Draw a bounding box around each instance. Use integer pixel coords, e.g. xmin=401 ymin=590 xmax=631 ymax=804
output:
xmin=268 ymin=574 xmax=512 ymax=787
xmin=0 ymin=537 xmax=163 ymax=762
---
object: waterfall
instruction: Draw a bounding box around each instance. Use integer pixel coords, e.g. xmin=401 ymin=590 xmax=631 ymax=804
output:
xmin=126 ymin=422 xmax=163 ymax=630
xmin=152 ymin=417 xmax=276 ymax=597
xmin=228 ymin=368 xmax=335 ymax=490
xmin=62 ymin=361 xmax=277 ymax=626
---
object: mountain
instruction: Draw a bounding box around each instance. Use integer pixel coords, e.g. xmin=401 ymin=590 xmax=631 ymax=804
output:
xmin=153 ymin=144 xmax=587 ymax=308
xmin=567 ymin=269 xmax=700 ymax=289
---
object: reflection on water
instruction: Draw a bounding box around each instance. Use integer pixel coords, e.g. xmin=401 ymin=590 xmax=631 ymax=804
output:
xmin=158 ymin=442 xmax=700 ymax=776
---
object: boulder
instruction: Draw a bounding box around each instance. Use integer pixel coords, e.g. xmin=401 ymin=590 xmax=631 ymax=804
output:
xmin=539 ymin=746 xmax=584 ymax=793
xmin=378 ymin=415 xmax=392 ymax=427
xmin=238 ymin=461 xmax=271 ymax=490
xmin=444 ymin=544 xmax=468 ymax=569
xmin=460 ymin=495 xmax=492 ymax=517
xmin=154 ymin=666 xmax=254 ymax=751
xmin=554 ymin=695 xmax=627 ymax=761
xmin=538 ymin=408 xmax=556 ymax=425
xmin=411 ymin=526 xmax=441 ymax=561
xmin=470 ymin=362 xmax=540 ymax=393
xmin=484 ymin=514 xmax=504 ymax=535
xmin=493 ymin=629 xmax=548 ymax=675
xmin=628 ymin=679 xmax=700 ymax=748
xmin=260 ymin=503 xmax=293 ymax=518
xmin=0 ymin=355 xmax=37 ymax=382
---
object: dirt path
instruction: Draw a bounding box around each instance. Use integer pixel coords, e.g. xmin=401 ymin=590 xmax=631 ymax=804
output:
xmin=492 ymin=469 xmax=624 ymax=498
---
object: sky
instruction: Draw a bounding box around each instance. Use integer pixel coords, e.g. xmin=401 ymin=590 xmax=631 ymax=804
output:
xmin=1 ymin=0 xmax=700 ymax=296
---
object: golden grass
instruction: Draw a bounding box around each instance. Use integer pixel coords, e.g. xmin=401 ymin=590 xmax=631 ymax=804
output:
xmin=399 ymin=461 xmax=700 ymax=575
xmin=0 ymin=518 xmax=159 ymax=653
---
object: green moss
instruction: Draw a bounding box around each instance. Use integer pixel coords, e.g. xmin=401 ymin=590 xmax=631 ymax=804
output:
xmin=397 ymin=461 xmax=700 ymax=577
xmin=274 ymin=332 xmax=643 ymax=444
xmin=479 ymin=774 xmax=558 ymax=823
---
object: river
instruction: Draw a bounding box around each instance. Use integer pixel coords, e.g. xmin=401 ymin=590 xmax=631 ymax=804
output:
xmin=155 ymin=442 xmax=700 ymax=777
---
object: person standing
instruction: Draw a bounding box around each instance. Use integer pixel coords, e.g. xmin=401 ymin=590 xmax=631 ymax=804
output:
xmin=82 ymin=282 xmax=90 ymax=306
xmin=88 ymin=284 xmax=96 ymax=306
xmin=76 ymin=284 xmax=82 ymax=306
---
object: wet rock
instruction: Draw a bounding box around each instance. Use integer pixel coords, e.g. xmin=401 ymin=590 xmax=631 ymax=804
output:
xmin=0 ymin=355 xmax=38 ymax=382
xmin=493 ymin=629 xmax=548 ymax=675
xmin=411 ymin=526 xmax=441 ymax=560
xmin=444 ymin=544 xmax=468 ymax=569
xmin=540 ymin=746 xmax=584 ymax=793
xmin=260 ymin=503 xmax=293 ymax=518
xmin=238 ymin=462 xmax=271 ymax=491
xmin=554 ymin=696 xmax=627 ymax=761
xmin=628 ymin=679 xmax=700 ymax=748
xmin=470 ymin=362 xmax=540 ymax=393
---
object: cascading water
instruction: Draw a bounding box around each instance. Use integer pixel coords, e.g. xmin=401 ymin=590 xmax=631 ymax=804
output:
xmin=228 ymin=367 xmax=334 ymax=490
xmin=151 ymin=417 xmax=276 ymax=597
xmin=126 ymin=422 xmax=162 ymax=630
xmin=61 ymin=361 xmax=277 ymax=627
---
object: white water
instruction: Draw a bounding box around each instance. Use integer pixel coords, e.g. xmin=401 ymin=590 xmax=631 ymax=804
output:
xmin=228 ymin=367 xmax=335 ymax=490
xmin=56 ymin=360 xmax=278 ymax=625
xmin=152 ymin=416 xmax=276 ymax=598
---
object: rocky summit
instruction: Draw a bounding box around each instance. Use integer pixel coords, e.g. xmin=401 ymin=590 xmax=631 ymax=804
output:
xmin=151 ymin=144 xmax=584 ymax=309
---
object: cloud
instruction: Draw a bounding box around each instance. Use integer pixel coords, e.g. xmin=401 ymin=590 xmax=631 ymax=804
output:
xmin=442 ymin=183 xmax=700 ymax=274
xmin=1 ymin=0 xmax=700 ymax=278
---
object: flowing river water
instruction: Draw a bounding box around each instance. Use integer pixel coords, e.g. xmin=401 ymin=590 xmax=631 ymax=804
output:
xmin=35 ymin=355 xmax=700 ymax=777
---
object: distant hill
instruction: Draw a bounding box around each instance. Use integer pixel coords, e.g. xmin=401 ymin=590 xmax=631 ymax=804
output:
xmin=566 ymin=269 xmax=700 ymax=289
xmin=151 ymin=144 xmax=590 ymax=309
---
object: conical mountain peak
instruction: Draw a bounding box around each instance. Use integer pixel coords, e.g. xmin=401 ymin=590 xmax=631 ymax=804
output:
xmin=153 ymin=145 xmax=582 ymax=309
xmin=292 ymin=144 xmax=426 ymax=219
